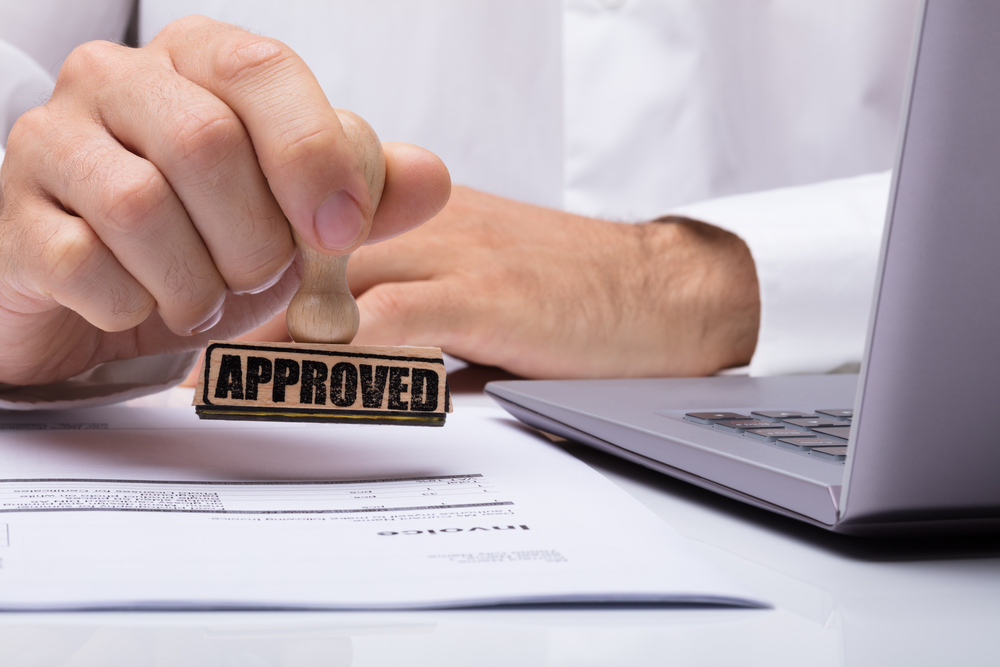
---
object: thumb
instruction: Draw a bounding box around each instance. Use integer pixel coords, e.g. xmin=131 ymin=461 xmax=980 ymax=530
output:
xmin=299 ymin=108 xmax=385 ymax=255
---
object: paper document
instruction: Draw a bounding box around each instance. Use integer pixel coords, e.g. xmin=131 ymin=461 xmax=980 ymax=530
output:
xmin=0 ymin=406 xmax=762 ymax=610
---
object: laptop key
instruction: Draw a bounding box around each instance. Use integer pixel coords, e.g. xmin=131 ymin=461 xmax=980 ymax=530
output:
xmin=751 ymin=411 xmax=816 ymax=422
xmin=810 ymin=446 xmax=849 ymax=461
xmin=745 ymin=428 xmax=813 ymax=442
xmin=776 ymin=437 xmax=844 ymax=451
xmin=811 ymin=426 xmax=852 ymax=441
xmin=816 ymin=409 xmax=853 ymax=419
xmin=782 ymin=417 xmax=842 ymax=429
xmin=714 ymin=419 xmax=775 ymax=433
xmin=684 ymin=412 xmax=749 ymax=425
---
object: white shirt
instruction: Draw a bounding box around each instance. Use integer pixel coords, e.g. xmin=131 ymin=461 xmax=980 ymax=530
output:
xmin=0 ymin=0 xmax=919 ymax=407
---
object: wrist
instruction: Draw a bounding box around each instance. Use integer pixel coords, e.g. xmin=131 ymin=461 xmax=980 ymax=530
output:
xmin=634 ymin=216 xmax=759 ymax=375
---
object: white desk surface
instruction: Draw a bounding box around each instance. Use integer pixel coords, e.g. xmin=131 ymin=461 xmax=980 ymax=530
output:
xmin=2 ymin=368 xmax=998 ymax=666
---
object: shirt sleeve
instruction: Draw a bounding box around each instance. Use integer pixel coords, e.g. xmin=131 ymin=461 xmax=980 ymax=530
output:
xmin=669 ymin=171 xmax=891 ymax=377
xmin=0 ymin=351 xmax=200 ymax=410
xmin=1 ymin=38 xmax=54 ymax=149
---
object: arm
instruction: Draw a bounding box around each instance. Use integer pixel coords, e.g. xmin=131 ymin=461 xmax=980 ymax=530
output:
xmin=348 ymin=173 xmax=889 ymax=380
xmin=348 ymin=186 xmax=759 ymax=379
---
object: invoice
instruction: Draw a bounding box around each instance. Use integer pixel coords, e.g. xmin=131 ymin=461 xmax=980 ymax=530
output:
xmin=0 ymin=407 xmax=761 ymax=610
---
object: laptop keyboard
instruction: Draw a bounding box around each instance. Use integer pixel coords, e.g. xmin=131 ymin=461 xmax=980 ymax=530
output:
xmin=683 ymin=409 xmax=852 ymax=462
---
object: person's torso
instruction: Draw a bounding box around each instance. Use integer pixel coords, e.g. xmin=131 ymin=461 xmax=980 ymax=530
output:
xmin=139 ymin=0 xmax=919 ymax=218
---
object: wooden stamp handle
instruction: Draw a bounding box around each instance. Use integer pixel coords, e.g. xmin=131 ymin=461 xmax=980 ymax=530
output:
xmin=286 ymin=111 xmax=386 ymax=344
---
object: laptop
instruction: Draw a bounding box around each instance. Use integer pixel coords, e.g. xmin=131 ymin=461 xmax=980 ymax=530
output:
xmin=485 ymin=0 xmax=1000 ymax=536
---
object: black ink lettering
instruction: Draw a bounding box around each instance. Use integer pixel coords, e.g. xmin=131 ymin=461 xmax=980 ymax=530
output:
xmin=468 ymin=527 xmax=489 ymax=531
xmin=245 ymin=357 xmax=272 ymax=401
xmin=360 ymin=365 xmax=389 ymax=408
xmin=329 ymin=362 xmax=358 ymax=407
xmin=410 ymin=368 xmax=439 ymax=412
xmin=492 ymin=525 xmax=518 ymax=531
xmin=388 ymin=367 xmax=409 ymax=410
xmin=272 ymin=358 xmax=300 ymax=403
xmin=214 ymin=355 xmax=244 ymax=399
xmin=300 ymin=360 xmax=328 ymax=405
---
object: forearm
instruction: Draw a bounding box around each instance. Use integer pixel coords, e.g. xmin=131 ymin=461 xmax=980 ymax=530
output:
xmin=617 ymin=217 xmax=759 ymax=376
xmin=349 ymin=186 xmax=759 ymax=380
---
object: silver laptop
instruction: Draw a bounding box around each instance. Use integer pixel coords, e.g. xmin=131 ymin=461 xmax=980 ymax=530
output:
xmin=486 ymin=0 xmax=1000 ymax=536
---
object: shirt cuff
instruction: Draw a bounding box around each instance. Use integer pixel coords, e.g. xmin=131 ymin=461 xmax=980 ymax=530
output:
xmin=0 ymin=351 xmax=200 ymax=410
xmin=670 ymin=171 xmax=891 ymax=376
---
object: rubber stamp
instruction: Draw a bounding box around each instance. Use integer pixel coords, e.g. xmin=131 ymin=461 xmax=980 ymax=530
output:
xmin=194 ymin=112 xmax=451 ymax=425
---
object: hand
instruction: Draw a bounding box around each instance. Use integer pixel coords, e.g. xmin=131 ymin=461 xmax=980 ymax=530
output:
xmin=0 ymin=16 xmax=450 ymax=386
xmin=348 ymin=186 xmax=759 ymax=378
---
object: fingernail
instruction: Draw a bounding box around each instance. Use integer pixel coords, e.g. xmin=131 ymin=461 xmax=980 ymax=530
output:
xmin=191 ymin=301 xmax=225 ymax=335
xmin=232 ymin=252 xmax=296 ymax=296
xmin=315 ymin=190 xmax=365 ymax=251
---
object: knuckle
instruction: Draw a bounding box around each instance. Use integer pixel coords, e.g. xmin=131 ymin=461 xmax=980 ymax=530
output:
xmin=213 ymin=34 xmax=290 ymax=86
xmin=58 ymin=40 xmax=122 ymax=87
xmin=60 ymin=139 xmax=119 ymax=195
xmin=40 ymin=224 xmax=104 ymax=289
xmin=98 ymin=168 xmax=168 ymax=237
xmin=170 ymin=109 xmax=247 ymax=172
xmin=224 ymin=241 xmax=294 ymax=294
xmin=159 ymin=255 xmax=225 ymax=316
xmin=274 ymin=126 xmax=340 ymax=170
xmin=41 ymin=226 xmax=153 ymax=326
xmin=5 ymin=107 xmax=52 ymax=158
xmin=56 ymin=136 xmax=168 ymax=238
xmin=103 ymin=284 xmax=156 ymax=330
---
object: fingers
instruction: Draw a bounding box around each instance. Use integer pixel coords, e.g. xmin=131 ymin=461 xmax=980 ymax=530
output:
xmin=3 ymin=16 xmax=449 ymax=356
xmin=32 ymin=133 xmax=232 ymax=335
xmin=152 ymin=16 xmax=373 ymax=255
xmin=347 ymin=235 xmax=444 ymax=298
xmin=56 ymin=40 xmax=295 ymax=299
xmin=1 ymin=109 xmax=158 ymax=333
xmin=7 ymin=205 xmax=156 ymax=334
xmin=339 ymin=143 xmax=453 ymax=296
xmin=354 ymin=278 xmax=533 ymax=373
xmin=353 ymin=280 xmax=479 ymax=350
xmin=347 ymin=167 xmax=455 ymax=296
xmin=58 ymin=21 xmax=445 ymax=304
xmin=367 ymin=142 xmax=451 ymax=245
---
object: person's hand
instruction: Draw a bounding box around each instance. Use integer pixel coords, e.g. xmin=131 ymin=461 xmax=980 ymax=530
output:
xmin=0 ymin=16 xmax=450 ymax=386
xmin=348 ymin=186 xmax=759 ymax=378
